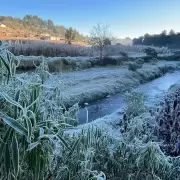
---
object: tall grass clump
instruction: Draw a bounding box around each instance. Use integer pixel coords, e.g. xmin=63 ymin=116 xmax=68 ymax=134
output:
xmin=0 ymin=41 xmax=82 ymax=179
xmin=7 ymin=40 xmax=171 ymax=58
xmin=156 ymin=89 xmax=180 ymax=156
xmin=128 ymin=58 xmax=144 ymax=71
xmin=8 ymin=40 xmax=91 ymax=57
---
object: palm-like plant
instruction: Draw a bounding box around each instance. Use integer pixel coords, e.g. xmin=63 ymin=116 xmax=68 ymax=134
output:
xmin=0 ymin=42 xmax=80 ymax=179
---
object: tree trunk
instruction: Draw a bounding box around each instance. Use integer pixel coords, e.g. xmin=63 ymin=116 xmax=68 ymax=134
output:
xmin=100 ymin=46 xmax=103 ymax=65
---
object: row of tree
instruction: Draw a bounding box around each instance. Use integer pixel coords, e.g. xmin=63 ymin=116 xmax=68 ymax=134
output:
xmin=133 ymin=30 xmax=180 ymax=48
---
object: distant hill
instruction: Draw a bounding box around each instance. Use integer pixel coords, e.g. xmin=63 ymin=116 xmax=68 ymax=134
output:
xmin=0 ymin=15 xmax=87 ymax=43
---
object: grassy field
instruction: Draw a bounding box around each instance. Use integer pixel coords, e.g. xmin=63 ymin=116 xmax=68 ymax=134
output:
xmin=45 ymin=61 xmax=180 ymax=107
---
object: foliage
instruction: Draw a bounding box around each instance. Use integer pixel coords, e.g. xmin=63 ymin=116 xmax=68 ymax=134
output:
xmin=151 ymin=58 xmax=158 ymax=65
xmin=65 ymin=27 xmax=75 ymax=45
xmin=128 ymin=61 xmax=143 ymax=71
xmin=103 ymin=38 xmax=111 ymax=46
xmin=135 ymin=58 xmax=144 ymax=65
xmin=7 ymin=40 xmax=171 ymax=58
xmin=0 ymin=43 xmax=80 ymax=179
xmin=1 ymin=42 xmax=180 ymax=180
xmin=119 ymin=51 xmax=128 ymax=58
xmin=90 ymin=24 xmax=113 ymax=62
xmin=144 ymin=47 xmax=158 ymax=57
xmin=65 ymin=28 xmax=86 ymax=44
xmin=124 ymin=91 xmax=145 ymax=118
xmin=9 ymin=41 xmax=90 ymax=57
xmin=0 ymin=41 xmax=20 ymax=84
xmin=53 ymin=127 xmax=111 ymax=180
xmin=156 ymin=90 xmax=180 ymax=156
xmin=133 ymin=29 xmax=180 ymax=49
xmin=118 ymin=112 xmax=179 ymax=180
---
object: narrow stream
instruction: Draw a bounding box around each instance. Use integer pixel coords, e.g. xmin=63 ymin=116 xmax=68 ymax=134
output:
xmin=78 ymin=71 xmax=180 ymax=124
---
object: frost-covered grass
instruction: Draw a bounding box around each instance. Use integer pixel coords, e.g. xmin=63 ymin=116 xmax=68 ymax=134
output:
xmin=8 ymin=40 xmax=171 ymax=58
xmin=16 ymin=52 xmax=179 ymax=72
xmin=1 ymin=42 xmax=180 ymax=180
xmin=17 ymin=55 xmax=97 ymax=71
xmin=13 ymin=42 xmax=175 ymax=72
xmin=45 ymin=61 xmax=180 ymax=107
xmin=103 ymin=44 xmax=171 ymax=57
xmin=67 ymin=85 xmax=180 ymax=180
xmin=9 ymin=41 xmax=91 ymax=57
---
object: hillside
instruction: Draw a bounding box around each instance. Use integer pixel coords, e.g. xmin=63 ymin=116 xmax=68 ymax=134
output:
xmin=0 ymin=15 xmax=87 ymax=43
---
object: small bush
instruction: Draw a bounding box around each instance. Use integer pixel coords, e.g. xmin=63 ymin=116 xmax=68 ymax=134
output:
xmin=125 ymin=91 xmax=145 ymax=118
xmin=151 ymin=58 xmax=158 ymax=65
xmin=144 ymin=47 xmax=158 ymax=57
xmin=128 ymin=61 xmax=143 ymax=71
xmin=119 ymin=51 xmax=128 ymax=58
xmin=135 ymin=58 xmax=144 ymax=65
xmin=48 ymin=58 xmax=64 ymax=72
xmin=101 ymin=57 xmax=117 ymax=65
xmin=156 ymin=90 xmax=180 ymax=156
xmin=143 ymin=55 xmax=154 ymax=63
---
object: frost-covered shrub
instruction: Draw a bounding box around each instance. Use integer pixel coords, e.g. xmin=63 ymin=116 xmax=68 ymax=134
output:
xmin=118 ymin=112 xmax=178 ymax=180
xmin=125 ymin=91 xmax=145 ymax=118
xmin=128 ymin=61 xmax=143 ymax=71
xmin=9 ymin=40 xmax=91 ymax=57
xmin=48 ymin=58 xmax=64 ymax=72
xmin=156 ymin=89 xmax=180 ymax=156
xmin=151 ymin=58 xmax=158 ymax=65
xmin=144 ymin=47 xmax=158 ymax=57
xmin=102 ymin=57 xmax=117 ymax=65
xmin=119 ymin=51 xmax=128 ymax=58
xmin=135 ymin=58 xmax=144 ymax=65
xmin=128 ymin=58 xmax=144 ymax=71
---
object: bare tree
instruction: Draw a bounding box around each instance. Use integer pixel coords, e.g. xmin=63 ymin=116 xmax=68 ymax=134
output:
xmin=90 ymin=24 xmax=113 ymax=64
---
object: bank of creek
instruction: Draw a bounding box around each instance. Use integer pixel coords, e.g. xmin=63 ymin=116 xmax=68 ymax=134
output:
xmin=78 ymin=71 xmax=180 ymax=124
xmin=45 ymin=61 xmax=180 ymax=126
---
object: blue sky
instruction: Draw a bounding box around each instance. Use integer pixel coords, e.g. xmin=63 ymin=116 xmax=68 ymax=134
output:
xmin=1 ymin=0 xmax=180 ymax=38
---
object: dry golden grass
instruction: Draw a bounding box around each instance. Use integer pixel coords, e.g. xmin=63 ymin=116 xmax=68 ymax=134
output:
xmin=0 ymin=27 xmax=88 ymax=46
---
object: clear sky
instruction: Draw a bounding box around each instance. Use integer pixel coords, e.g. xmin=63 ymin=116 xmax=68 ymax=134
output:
xmin=1 ymin=0 xmax=180 ymax=38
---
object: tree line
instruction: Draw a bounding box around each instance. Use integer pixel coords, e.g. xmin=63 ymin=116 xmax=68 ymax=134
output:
xmin=133 ymin=30 xmax=180 ymax=48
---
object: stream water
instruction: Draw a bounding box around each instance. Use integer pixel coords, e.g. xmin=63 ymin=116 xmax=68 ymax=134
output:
xmin=78 ymin=71 xmax=180 ymax=124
